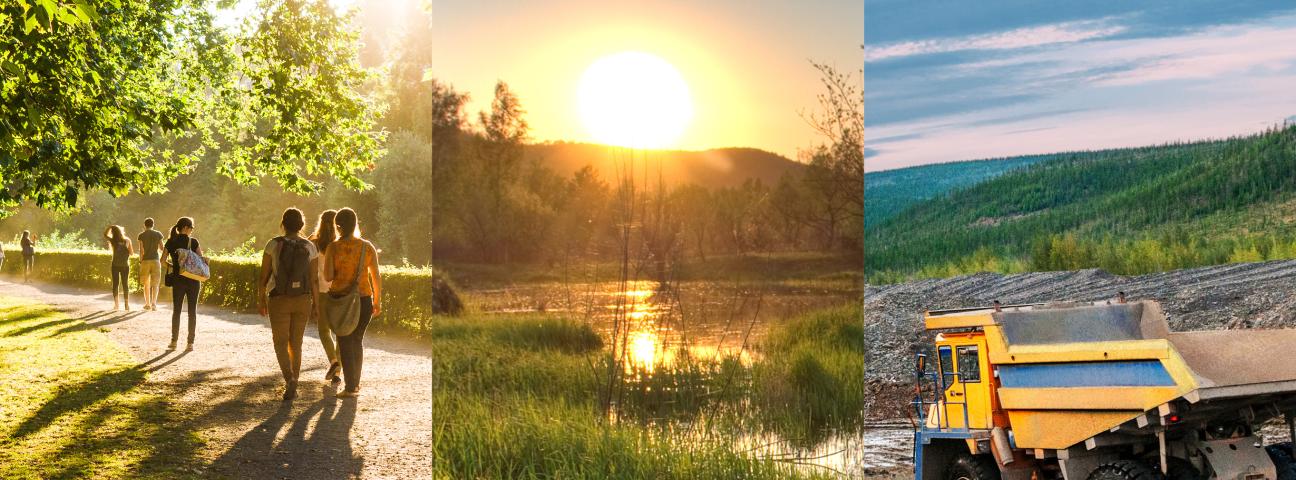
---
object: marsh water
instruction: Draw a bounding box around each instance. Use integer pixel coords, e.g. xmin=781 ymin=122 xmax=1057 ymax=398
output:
xmin=467 ymin=278 xmax=864 ymax=474
xmin=469 ymin=279 xmax=857 ymax=370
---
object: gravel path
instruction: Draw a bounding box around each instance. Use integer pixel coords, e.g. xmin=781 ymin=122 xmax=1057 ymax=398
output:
xmin=0 ymin=279 xmax=431 ymax=479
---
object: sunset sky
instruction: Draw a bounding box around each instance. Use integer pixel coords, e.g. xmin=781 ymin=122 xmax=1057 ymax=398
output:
xmin=866 ymin=1 xmax=1296 ymax=171
xmin=432 ymin=0 xmax=862 ymax=159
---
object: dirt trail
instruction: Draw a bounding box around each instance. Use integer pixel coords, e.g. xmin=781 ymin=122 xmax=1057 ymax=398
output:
xmin=0 ymin=279 xmax=431 ymax=479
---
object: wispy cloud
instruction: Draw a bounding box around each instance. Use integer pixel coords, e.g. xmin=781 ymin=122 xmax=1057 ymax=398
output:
xmin=864 ymin=5 xmax=1296 ymax=171
xmin=865 ymin=18 xmax=1126 ymax=62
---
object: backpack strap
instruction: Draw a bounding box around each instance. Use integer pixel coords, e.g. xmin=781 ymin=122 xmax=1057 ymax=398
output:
xmin=348 ymin=242 xmax=367 ymax=294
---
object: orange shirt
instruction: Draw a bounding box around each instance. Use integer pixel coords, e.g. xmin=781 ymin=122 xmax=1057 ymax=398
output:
xmin=326 ymin=237 xmax=378 ymax=296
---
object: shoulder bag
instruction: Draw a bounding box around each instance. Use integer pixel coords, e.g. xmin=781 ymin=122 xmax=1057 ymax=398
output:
xmin=321 ymin=243 xmax=366 ymax=337
xmin=175 ymin=238 xmax=210 ymax=282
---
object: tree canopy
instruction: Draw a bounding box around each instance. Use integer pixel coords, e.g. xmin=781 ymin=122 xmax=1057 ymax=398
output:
xmin=0 ymin=0 xmax=386 ymax=216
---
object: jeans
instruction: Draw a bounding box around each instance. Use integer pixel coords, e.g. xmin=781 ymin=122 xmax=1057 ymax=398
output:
xmin=110 ymin=264 xmax=130 ymax=301
xmin=269 ymin=294 xmax=311 ymax=384
xmin=171 ymin=279 xmax=200 ymax=344
xmin=337 ymin=296 xmax=373 ymax=391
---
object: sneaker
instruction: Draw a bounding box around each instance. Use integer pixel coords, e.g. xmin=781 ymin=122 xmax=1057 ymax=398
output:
xmin=167 ymin=342 xmax=177 ymax=351
xmin=325 ymin=362 xmax=341 ymax=383
xmin=336 ymin=389 xmax=359 ymax=398
xmin=185 ymin=343 xmax=194 ymax=352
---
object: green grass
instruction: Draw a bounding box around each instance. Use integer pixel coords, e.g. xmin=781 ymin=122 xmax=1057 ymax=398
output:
xmin=0 ymin=296 xmax=204 ymax=479
xmin=752 ymin=305 xmax=866 ymax=445
xmin=432 ymin=306 xmax=860 ymax=479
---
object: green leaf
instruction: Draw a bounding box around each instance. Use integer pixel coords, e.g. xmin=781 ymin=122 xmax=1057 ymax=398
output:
xmin=56 ymin=7 xmax=81 ymax=26
xmin=1 ymin=61 xmax=22 ymax=76
xmin=71 ymin=1 xmax=97 ymax=23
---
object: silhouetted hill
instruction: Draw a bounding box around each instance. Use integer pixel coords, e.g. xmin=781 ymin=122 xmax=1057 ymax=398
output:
xmin=524 ymin=142 xmax=803 ymax=188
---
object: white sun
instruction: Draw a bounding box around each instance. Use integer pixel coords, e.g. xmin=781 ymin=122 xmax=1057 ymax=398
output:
xmin=577 ymin=51 xmax=693 ymax=149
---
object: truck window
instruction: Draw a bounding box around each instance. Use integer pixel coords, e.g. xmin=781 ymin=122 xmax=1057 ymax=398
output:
xmin=956 ymin=345 xmax=980 ymax=382
xmin=938 ymin=346 xmax=954 ymax=389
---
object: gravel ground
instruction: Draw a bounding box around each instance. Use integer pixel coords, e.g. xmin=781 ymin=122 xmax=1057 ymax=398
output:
xmin=0 ymin=278 xmax=431 ymax=479
xmin=866 ymin=260 xmax=1296 ymax=417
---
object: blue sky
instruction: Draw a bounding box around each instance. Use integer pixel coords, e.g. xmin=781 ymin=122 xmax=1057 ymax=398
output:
xmin=865 ymin=1 xmax=1296 ymax=171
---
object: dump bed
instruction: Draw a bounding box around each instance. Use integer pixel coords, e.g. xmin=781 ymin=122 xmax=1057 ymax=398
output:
xmin=941 ymin=301 xmax=1296 ymax=449
xmin=1169 ymin=329 xmax=1296 ymax=400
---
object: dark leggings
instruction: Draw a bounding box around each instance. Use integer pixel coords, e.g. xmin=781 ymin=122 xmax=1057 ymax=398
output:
xmin=110 ymin=265 xmax=129 ymax=300
xmin=171 ymin=279 xmax=200 ymax=344
xmin=337 ymin=296 xmax=373 ymax=391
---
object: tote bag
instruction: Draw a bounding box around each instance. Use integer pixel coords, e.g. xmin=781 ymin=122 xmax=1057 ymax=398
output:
xmin=176 ymin=238 xmax=210 ymax=282
xmin=321 ymin=244 xmax=366 ymax=337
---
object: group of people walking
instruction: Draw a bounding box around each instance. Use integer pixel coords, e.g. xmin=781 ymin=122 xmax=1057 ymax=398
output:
xmin=37 ymin=207 xmax=383 ymax=401
xmin=256 ymin=207 xmax=383 ymax=400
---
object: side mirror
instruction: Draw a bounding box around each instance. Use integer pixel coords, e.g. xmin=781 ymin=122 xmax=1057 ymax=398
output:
xmin=916 ymin=353 xmax=927 ymax=374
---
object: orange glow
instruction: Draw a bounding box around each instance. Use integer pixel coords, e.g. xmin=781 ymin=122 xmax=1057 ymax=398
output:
xmin=432 ymin=1 xmax=862 ymax=158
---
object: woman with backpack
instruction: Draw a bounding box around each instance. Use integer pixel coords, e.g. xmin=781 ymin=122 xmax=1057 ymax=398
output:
xmin=308 ymin=209 xmax=342 ymax=384
xmin=165 ymin=217 xmax=204 ymax=351
xmin=257 ymin=207 xmax=319 ymax=401
xmin=323 ymin=207 xmax=382 ymax=398
xmin=104 ymin=225 xmax=134 ymax=311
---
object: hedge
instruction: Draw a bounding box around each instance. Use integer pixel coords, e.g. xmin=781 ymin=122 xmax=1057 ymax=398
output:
xmin=0 ymin=248 xmax=462 ymax=338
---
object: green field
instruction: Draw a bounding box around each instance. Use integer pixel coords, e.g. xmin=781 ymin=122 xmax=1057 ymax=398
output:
xmin=0 ymin=296 xmax=203 ymax=479
xmin=431 ymin=304 xmax=864 ymax=479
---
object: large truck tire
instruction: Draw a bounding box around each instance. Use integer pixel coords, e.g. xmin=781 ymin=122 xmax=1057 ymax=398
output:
xmin=1087 ymin=460 xmax=1163 ymax=480
xmin=1266 ymin=444 xmax=1296 ymax=480
xmin=945 ymin=454 xmax=1001 ymax=480
xmin=1141 ymin=457 xmax=1201 ymax=480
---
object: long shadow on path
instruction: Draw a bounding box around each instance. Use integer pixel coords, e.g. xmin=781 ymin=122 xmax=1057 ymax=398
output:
xmin=1 ymin=310 xmax=108 ymax=338
xmin=207 ymin=388 xmax=362 ymax=479
xmin=48 ymin=311 xmax=145 ymax=337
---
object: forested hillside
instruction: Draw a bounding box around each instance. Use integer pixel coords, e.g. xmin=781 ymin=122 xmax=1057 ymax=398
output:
xmin=866 ymin=125 xmax=1296 ymax=283
xmin=864 ymin=154 xmax=1050 ymax=227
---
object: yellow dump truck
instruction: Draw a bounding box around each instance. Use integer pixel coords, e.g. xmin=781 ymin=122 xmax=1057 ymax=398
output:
xmin=912 ymin=300 xmax=1296 ymax=480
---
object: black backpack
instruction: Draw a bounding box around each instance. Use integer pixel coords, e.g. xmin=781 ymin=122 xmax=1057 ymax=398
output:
xmin=271 ymin=236 xmax=312 ymax=297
